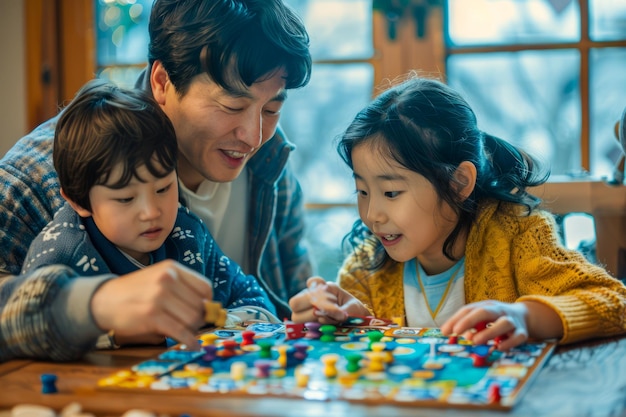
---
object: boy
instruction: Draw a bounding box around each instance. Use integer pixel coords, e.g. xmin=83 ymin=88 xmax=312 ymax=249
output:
xmin=22 ymin=79 xmax=277 ymax=348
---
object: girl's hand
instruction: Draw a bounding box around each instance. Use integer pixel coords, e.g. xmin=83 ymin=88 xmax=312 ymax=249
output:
xmin=289 ymin=277 xmax=370 ymax=324
xmin=440 ymin=300 xmax=530 ymax=350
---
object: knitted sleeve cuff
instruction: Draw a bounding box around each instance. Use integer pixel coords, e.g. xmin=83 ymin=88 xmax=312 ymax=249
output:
xmin=518 ymin=294 xmax=604 ymax=344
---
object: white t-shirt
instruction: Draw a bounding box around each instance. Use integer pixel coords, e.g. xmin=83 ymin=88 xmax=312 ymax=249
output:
xmin=403 ymin=258 xmax=466 ymax=327
xmin=178 ymin=172 xmax=249 ymax=272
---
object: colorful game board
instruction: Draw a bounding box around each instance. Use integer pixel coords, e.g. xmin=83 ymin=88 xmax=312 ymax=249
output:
xmin=97 ymin=321 xmax=556 ymax=410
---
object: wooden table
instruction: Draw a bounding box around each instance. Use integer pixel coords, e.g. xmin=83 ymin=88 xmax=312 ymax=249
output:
xmin=1 ymin=335 xmax=626 ymax=417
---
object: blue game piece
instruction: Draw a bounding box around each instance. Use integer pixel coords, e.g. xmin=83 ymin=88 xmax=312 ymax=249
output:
xmin=40 ymin=373 xmax=58 ymax=394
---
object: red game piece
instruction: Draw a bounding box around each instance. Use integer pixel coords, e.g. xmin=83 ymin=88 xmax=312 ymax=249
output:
xmin=284 ymin=320 xmax=306 ymax=340
xmin=488 ymin=383 xmax=502 ymax=403
xmin=471 ymin=352 xmax=488 ymax=367
xmin=474 ymin=320 xmax=489 ymax=332
xmin=219 ymin=339 xmax=240 ymax=358
xmin=241 ymin=330 xmax=255 ymax=346
xmin=493 ymin=334 xmax=509 ymax=349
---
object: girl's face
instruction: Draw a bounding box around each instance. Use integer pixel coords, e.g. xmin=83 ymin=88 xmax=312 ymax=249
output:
xmin=352 ymin=142 xmax=460 ymax=271
xmin=80 ymin=162 xmax=179 ymax=265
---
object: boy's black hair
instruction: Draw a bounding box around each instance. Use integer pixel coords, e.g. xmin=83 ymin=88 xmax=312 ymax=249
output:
xmin=54 ymin=78 xmax=177 ymax=212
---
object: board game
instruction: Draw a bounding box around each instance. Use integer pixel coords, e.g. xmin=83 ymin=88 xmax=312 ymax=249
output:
xmin=97 ymin=320 xmax=556 ymax=410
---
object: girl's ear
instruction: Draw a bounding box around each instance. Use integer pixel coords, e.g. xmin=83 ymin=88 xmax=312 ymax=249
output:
xmin=452 ymin=161 xmax=477 ymax=202
xmin=60 ymin=188 xmax=92 ymax=218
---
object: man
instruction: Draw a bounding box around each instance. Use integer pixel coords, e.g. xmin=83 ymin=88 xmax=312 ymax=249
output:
xmin=0 ymin=0 xmax=312 ymax=361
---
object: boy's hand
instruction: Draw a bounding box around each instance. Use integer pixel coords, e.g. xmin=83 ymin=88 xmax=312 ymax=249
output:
xmin=289 ymin=276 xmax=369 ymax=324
xmin=440 ymin=300 xmax=530 ymax=350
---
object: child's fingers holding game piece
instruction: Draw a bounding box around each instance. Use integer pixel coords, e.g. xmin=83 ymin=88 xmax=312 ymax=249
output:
xmin=306 ymin=276 xmax=327 ymax=289
xmin=289 ymin=286 xmax=318 ymax=322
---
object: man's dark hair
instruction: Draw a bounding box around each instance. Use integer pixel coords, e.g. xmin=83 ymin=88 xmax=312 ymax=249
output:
xmin=148 ymin=0 xmax=312 ymax=96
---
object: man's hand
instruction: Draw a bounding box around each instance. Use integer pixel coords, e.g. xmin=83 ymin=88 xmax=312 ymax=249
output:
xmin=91 ymin=260 xmax=213 ymax=348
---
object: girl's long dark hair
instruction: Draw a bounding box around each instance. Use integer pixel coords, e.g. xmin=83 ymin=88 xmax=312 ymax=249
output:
xmin=337 ymin=75 xmax=550 ymax=270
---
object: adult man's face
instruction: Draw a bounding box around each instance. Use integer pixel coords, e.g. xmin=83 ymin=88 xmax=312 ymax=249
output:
xmin=151 ymin=61 xmax=287 ymax=192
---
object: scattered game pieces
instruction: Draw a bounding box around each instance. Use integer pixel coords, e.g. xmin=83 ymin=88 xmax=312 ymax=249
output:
xmin=40 ymin=373 xmax=58 ymax=394
xmin=97 ymin=322 xmax=556 ymax=410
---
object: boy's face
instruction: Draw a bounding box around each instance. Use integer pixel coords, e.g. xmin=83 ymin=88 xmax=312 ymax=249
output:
xmin=86 ymin=162 xmax=179 ymax=265
xmin=151 ymin=61 xmax=288 ymax=192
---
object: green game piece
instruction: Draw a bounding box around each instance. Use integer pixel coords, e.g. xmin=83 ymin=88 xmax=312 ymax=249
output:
xmin=345 ymin=352 xmax=362 ymax=373
xmin=319 ymin=324 xmax=337 ymax=342
xmin=367 ymin=330 xmax=384 ymax=349
xmin=256 ymin=340 xmax=274 ymax=359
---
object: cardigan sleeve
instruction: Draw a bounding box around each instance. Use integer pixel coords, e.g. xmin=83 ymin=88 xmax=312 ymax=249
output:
xmin=511 ymin=211 xmax=626 ymax=344
xmin=337 ymin=252 xmax=405 ymax=320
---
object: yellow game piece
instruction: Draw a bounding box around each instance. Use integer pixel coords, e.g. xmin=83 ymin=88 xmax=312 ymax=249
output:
xmin=199 ymin=333 xmax=219 ymax=346
xmin=412 ymin=370 xmax=435 ymax=379
xmin=204 ymin=300 xmax=227 ymax=326
xmin=171 ymin=370 xmax=198 ymax=378
xmin=391 ymin=316 xmax=405 ymax=327
xmin=294 ymin=366 xmax=310 ymax=388
xmin=371 ymin=341 xmax=386 ymax=353
xmin=320 ymin=353 xmax=339 ymax=378
xmin=276 ymin=345 xmax=289 ymax=369
xmin=422 ymin=360 xmax=445 ymax=370
xmin=230 ymin=361 xmax=247 ymax=381
xmin=367 ymin=352 xmax=386 ymax=372
xmin=337 ymin=372 xmax=359 ymax=387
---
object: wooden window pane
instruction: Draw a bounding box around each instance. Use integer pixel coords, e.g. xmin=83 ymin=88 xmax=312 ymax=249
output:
xmin=286 ymin=0 xmax=373 ymax=60
xmin=590 ymin=47 xmax=626 ymax=176
xmin=447 ymin=50 xmax=582 ymax=176
xmin=589 ymin=0 xmax=626 ymax=41
xmin=95 ymin=0 xmax=151 ymax=67
xmin=448 ymin=0 xmax=580 ymax=46
xmin=281 ymin=64 xmax=374 ymax=203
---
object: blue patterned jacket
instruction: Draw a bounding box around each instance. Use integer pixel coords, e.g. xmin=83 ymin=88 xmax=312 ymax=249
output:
xmin=22 ymin=203 xmax=275 ymax=313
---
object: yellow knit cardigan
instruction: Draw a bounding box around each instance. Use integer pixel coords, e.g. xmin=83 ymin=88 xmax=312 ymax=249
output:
xmin=337 ymin=201 xmax=626 ymax=345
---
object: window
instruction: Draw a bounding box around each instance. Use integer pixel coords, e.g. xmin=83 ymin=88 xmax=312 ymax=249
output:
xmin=92 ymin=0 xmax=626 ymax=278
xmin=446 ymin=0 xmax=626 ymax=178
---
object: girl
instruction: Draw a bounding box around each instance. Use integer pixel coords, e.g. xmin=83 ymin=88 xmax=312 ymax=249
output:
xmin=290 ymin=75 xmax=626 ymax=349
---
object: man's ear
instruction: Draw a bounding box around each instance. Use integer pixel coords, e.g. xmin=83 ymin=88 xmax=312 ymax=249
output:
xmin=60 ymin=188 xmax=92 ymax=218
xmin=151 ymin=60 xmax=170 ymax=106
xmin=452 ymin=161 xmax=477 ymax=202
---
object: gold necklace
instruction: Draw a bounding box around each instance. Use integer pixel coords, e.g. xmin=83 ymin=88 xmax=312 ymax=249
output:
xmin=415 ymin=261 xmax=464 ymax=320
